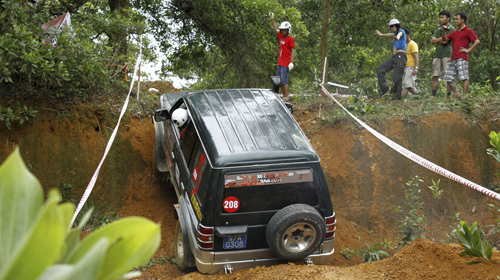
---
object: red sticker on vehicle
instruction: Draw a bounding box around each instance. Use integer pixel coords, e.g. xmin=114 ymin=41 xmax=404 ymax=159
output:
xmin=223 ymin=196 xmax=240 ymax=213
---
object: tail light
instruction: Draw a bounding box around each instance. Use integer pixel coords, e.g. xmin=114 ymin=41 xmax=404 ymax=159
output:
xmin=325 ymin=213 xmax=336 ymax=240
xmin=197 ymin=224 xmax=214 ymax=250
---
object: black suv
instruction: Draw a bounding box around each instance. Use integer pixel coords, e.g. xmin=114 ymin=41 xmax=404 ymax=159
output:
xmin=153 ymin=89 xmax=336 ymax=274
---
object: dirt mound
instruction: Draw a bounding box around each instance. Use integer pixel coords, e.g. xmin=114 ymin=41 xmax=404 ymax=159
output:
xmin=178 ymin=239 xmax=500 ymax=280
xmin=370 ymin=239 xmax=500 ymax=279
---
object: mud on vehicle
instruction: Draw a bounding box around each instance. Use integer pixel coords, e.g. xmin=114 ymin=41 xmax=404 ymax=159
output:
xmin=153 ymin=89 xmax=336 ymax=273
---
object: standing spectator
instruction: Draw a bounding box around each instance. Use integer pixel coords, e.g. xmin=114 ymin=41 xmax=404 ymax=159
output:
xmin=269 ymin=12 xmax=295 ymax=98
xmin=431 ymin=10 xmax=455 ymax=97
xmin=402 ymin=29 xmax=419 ymax=97
xmin=441 ymin=12 xmax=480 ymax=97
xmin=376 ymin=19 xmax=407 ymax=100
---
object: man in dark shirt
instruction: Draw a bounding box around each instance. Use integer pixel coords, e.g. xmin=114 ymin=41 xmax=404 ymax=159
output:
xmin=376 ymin=18 xmax=407 ymax=100
xmin=431 ymin=10 xmax=455 ymax=97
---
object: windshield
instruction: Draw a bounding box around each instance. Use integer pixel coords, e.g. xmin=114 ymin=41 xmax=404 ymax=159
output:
xmin=223 ymin=169 xmax=318 ymax=213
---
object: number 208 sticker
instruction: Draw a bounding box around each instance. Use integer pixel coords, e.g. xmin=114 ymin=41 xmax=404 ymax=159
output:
xmin=223 ymin=196 xmax=240 ymax=213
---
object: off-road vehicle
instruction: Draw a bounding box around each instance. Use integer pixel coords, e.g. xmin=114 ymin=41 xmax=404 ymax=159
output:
xmin=153 ymin=89 xmax=336 ymax=273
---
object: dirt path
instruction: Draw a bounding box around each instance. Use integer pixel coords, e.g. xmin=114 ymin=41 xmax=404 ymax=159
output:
xmin=178 ymin=239 xmax=500 ymax=279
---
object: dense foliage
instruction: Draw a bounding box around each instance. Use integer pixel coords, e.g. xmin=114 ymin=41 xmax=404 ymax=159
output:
xmin=0 ymin=0 xmax=149 ymax=100
xmin=152 ymin=0 xmax=500 ymax=93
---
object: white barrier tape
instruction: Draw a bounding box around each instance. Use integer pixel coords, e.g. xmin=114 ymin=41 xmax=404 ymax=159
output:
xmin=321 ymin=85 xmax=500 ymax=201
xmin=332 ymin=93 xmax=368 ymax=99
xmin=70 ymin=45 xmax=143 ymax=227
xmin=327 ymin=81 xmax=349 ymax=89
xmin=136 ymin=36 xmax=142 ymax=101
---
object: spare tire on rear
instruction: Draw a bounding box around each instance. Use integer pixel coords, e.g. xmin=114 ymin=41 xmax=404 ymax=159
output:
xmin=266 ymin=204 xmax=325 ymax=261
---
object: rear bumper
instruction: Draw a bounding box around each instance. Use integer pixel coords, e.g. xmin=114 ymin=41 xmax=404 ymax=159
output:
xmin=193 ymin=238 xmax=335 ymax=274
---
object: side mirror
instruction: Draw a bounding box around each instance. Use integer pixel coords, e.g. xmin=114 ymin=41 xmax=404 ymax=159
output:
xmin=154 ymin=109 xmax=170 ymax=122
xmin=270 ymin=76 xmax=281 ymax=93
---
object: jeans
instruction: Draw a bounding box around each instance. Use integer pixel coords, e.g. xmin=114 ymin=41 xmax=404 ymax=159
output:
xmin=376 ymin=53 xmax=407 ymax=99
xmin=278 ymin=66 xmax=289 ymax=85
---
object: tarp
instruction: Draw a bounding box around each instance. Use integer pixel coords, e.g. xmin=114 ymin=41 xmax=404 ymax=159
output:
xmin=41 ymin=12 xmax=71 ymax=46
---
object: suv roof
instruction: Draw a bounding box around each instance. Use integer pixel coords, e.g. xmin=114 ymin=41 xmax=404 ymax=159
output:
xmin=182 ymin=89 xmax=319 ymax=168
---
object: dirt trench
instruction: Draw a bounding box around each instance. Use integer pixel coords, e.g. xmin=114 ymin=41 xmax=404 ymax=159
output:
xmin=1 ymin=100 xmax=500 ymax=279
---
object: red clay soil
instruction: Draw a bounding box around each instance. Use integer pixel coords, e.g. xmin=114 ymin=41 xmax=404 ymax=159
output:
xmin=178 ymin=239 xmax=500 ymax=280
xmin=127 ymin=176 xmax=500 ymax=280
xmin=2 ymin=94 xmax=500 ymax=279
xmin=125 ymin=106 xmax=500 ymax=279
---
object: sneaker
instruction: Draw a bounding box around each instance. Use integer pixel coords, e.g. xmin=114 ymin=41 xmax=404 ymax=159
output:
xmin=379 ymin=91 xmax=388 ymax=97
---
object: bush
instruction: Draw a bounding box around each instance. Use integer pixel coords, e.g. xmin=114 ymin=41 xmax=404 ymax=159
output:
xmin=340 ymin=242 xmax=390 ymax=262
xmin=0 ymin=0 xmax=144 ymax=100
xmin=0 ymin=148 xmax=161 ymax=280
xmin=457 ymin=221 xmax=493 ymax=264
xmin=0 ymin=104 xmax=37 ymax=129
xmin=395 ymin=176 xmax=426 ymax=244
xmin=488 ymin=131 xmax=500 ymax=165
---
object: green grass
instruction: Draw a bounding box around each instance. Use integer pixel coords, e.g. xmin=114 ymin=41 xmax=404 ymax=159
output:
xmin=291 ymin=88 xmax=500 ymax=126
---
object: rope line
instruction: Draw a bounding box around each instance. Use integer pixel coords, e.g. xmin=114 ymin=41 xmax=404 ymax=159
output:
xmin=321 ymin=85 xmax=500 ymax=201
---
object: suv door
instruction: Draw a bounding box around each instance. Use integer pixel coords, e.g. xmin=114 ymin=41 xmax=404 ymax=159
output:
xmin=177 ymin=120 xmax=207 ymax=222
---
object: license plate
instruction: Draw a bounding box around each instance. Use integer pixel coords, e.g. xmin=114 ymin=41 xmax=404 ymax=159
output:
xmin=222 ymin=235 xmax=247 ymax=249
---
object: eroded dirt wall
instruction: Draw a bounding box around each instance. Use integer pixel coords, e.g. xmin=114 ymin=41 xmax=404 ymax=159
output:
xmin=299 ymin=111 xmax=500 ymax=240
xmin=1 ymin=108 xmax=499 ymax=242
xmin=0 ymin=107 xmax=153 ymax=214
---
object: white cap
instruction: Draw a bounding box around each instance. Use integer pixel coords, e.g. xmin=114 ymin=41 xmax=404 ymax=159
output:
xmin=389 ymin=18 xmax=400 ymax=26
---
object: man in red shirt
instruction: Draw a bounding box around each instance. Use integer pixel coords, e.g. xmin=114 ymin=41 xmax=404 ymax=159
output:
xmin=441 ymin=12 xmax=480 ymax=97
xmin=270 ymin=12 xmax=295 ymax=98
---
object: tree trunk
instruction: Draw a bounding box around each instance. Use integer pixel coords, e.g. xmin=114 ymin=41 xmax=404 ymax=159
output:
xmin=319 ymin=0 xmax=330 ymax=81
xmin=108 ymin=0 xmax=130 ymax=57
xmin=486 ymin=1 xmax=499 ymax=90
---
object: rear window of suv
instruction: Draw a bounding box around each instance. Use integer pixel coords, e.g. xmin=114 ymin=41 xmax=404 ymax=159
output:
xmin=223 ymin=169 xmax=318 ymax=213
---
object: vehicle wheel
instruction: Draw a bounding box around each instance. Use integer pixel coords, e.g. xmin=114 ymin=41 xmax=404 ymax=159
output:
xmin=153 ymin=118 xmax=169 ymax=173
xmin=266 ymin=204 xmax=325 ymax=261
xmin=175 ymin=220 xmax=196 ymax=272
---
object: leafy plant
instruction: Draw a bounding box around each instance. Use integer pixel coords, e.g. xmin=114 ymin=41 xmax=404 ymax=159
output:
xmin=340 ymin=246 xmax=354 ymax=260
xmin=457 ymin=221 xmax=493 ymax=264
xmin=346 ymin=96 xmax=378 ymax=115
xmin=447 ymin=212 xmax=463 ymax=242
xmin=0 ymin=104 xmax=37 ymax=129
xmin=18 ymin=105 xmax=37 ymax=125
xmin=427 ymin=179 xmax=443 ymax=199
xmin=0 ymin=106 xmax=19 ymax=129
xmin=60 ymin=181 xmax=74 ymax=202
xmin=357 ymin=243 xmax=390 ymax=262
xmin=487 ymin=203 xmax=500 ymax=237
xmin=488 ymin=131 xmax=500 ymax=166
xmin=395 ymin=175 xmax=426 ymax=244
xmin=0 ymin=148 xmax=161 ymax=280
xmin=135 ymin=256 xmax=175 ymax=272
xmin=340 ymin=243 xmax=389 ymax=262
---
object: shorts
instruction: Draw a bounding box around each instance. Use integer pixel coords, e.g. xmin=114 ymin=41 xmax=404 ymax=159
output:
xmin=444 ymin=59 xmax=469 ymax=82
xmin=403 ymin=66 xmax=416 ymax=89
xmin=278 ymin=66 xmax=289 ymax=85
xmin=432 ymin=57 xmax=451 ymax=77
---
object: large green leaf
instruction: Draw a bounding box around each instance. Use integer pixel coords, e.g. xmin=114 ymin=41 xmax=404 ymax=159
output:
xmin=0 ymin=190 xmax=71 ymax=280
xmin=0 ymin=148 xmax=43 ymax=275
xmin=39 ymin=238 xmax=109 ymax=280
xmin=68 ymin=217 xmax=161 ymax=280
xmin=62 ymin=209 xmax=93 ymax=263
